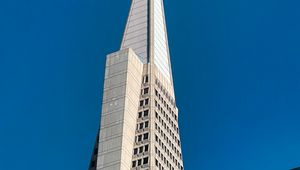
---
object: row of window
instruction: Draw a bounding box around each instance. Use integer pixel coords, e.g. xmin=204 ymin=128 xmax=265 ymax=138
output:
xmin=155 ymin=147 xmax=183 ymax=170
xmin=155 ymin=159 xmax=166 ymax=170
xmin=155 ymin=100 xmax=179 ymax=134
xmin=155 ymin=134 xmax=182 ymax=165
xmin=131 ymin=75 xmax=150 ymax=169
xmin=139 ymin=98 xmax=149 ymax=107
xmin=132 ymin=157 xmax=149 ymax=168
xmin=155 ymin=89 xmax=177 ymax=122
xmin=155 ymin=135 xmax=183 ymax=170
xmin=141 ymin=87 xmax=149 ymax=95
xmin=138 ymin=109 xmax=149 ymax=119
xmin=133 ymin=144 xmax=149 ymax=155
xmin=135 ymin=133 xmax=149 ymax=143
xmin=155 ymin=146 xmax=175 ymax=170
xmin=155 ymin=79 xmax=175 ymax=107
xmin=155 ymin=123 xmax=182 ymax=159
xmin=155 ymin=158 xmax=183 ymax=170
xmin=136 ymin=121 xmax=149 ymax=130
xmin=155 ymin=111 xmax=181 ymax=147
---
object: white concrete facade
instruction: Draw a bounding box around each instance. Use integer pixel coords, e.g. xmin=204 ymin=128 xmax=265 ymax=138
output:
xmin=97 ymin=49 xmax=144 ymax=170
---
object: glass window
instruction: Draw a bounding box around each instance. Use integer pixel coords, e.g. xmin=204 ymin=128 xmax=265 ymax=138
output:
xmin=144 ymin=110 xmax=149 ymax=117
xmin=145 ymin=98 xmax=149 ymax=105
xmin=139 ymin=123 xmax=144 ymax=129
xmin=144 ymin=87 xmax=149 ymax=94
xmin=143 ymin=133 xmax=149 ymax=140
xmin=143 ymin=157 xmax=149 ymax=164
xmin=145 ymin=145 xmax=149 ymax=152
xmin=132 ymin=161 xmax=136 ymax=167
xmin=138 ymin=135 xmax=142 ymax=142
xmin=139 ymin=146 xmax=143 ymax=153
xmin=138 ymin=112 xmax=143 ymax=118
xmin=134 ymin=148 xmax=138 ymax=155
xmin=145 ymin=121 xmax=149 ymax=128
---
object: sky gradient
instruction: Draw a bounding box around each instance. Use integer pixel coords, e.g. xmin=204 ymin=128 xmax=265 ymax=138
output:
xmin=0 ymin=0 xmax=300 ymax=169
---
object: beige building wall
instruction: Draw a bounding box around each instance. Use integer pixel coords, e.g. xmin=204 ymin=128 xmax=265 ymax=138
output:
xmin=97 ymin=48 xmax=144 ymax=170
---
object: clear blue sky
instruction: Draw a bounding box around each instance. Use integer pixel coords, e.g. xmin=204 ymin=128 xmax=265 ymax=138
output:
xmin=0 ymin=0 xmax=300 ymax=169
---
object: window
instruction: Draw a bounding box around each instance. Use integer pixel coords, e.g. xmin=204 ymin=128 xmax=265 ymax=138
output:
xmin=145 ymin=145 xmax=149 ymax=152
xmin=138 ymin=112 xmax=142 ymax=118
xmin=138 ymin=159 xmax=142 ymax=166
xmin=143 ymin=87 xmax=149 ymax=95
xmin=144 ymin=110 xmax=149 ymax=117
xmin=143 ymin=133 xmax=149 ymax=140
xmin=143 ymin=157 xmax=149 ymax=164
xmin=134 ymin=148 xmax=138 ymax=155
xmin=139 ymin=146 xmax=143 ymax=153
xmin=138 ymin=135 xmax=142 ymax=142
xmin=143 ymin=75 xmax=149 ymax=83
xmin=145 ymin=98 xmax=149 ymax=105
xmin=140 ymin=100 xmax=144 ymax=107
xmin=139 ymin=123 xmax=144 ymax=129
xmin=132 ymin=161 xmax=136 ymax=167
xmin=145 ymin=121 xmax=149 ymax=128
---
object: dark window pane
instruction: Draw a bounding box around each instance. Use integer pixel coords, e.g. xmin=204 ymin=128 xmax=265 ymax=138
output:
xmin=145 ymin=145 xmax=149 ymax=152
xmin=134 ymin=148 xmax=138 ymax=155
xmin=145 ymin=121 xmax=149 ymax=128
xmin=144 ymin=110 xmax=149 ymax=117
xmin=145 ymin=99 xmax=149 ymax=105
xmin=144 ymin=88 xmax=149 ymax=94
xmin=144 ymin=133 xmax=149 ymax=140
xmin=139 ymin=123 xmax=143 ymax=129
xmin=138 ymin=135 xmax=142 ymax=142
xmin=139 ymin=146 xmax=143 ymax=153
xmin=143 ymin=157 xmax=149 ymax=164
xmin=138 ymin=159 xmax=142 ymax=166
xmin=138 ymin=112 xmax=142 ymax=118
xmin=132 ymin=161 xmax=136 ymax=167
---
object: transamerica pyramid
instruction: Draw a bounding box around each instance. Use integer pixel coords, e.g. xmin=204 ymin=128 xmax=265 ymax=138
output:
xmin=88 ymin=0 xmax=184 ymax=169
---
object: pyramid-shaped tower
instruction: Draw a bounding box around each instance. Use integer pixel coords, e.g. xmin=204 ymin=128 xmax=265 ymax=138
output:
xmin=89 ymin=0 xmax=184 ymax=169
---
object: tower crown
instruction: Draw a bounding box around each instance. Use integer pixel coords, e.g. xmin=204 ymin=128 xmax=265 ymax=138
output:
xmin=121 ymin=0 xmax=172 ymax=83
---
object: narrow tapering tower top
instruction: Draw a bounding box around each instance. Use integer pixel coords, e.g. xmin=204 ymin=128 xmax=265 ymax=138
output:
xmin=121 ymin=0 xmax=172 ymax=83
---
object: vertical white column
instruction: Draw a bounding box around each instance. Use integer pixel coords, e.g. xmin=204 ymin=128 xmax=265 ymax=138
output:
xmin=97 ymin=48 xmax=144 ymax=170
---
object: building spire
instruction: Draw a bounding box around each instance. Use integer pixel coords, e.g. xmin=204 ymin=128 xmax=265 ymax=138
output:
xmin=121 ymin=0 xmax=172 ymax=83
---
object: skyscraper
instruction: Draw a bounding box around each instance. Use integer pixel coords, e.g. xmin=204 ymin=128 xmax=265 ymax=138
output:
xmin=89 ymin=0 xmax=184 ymax=169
